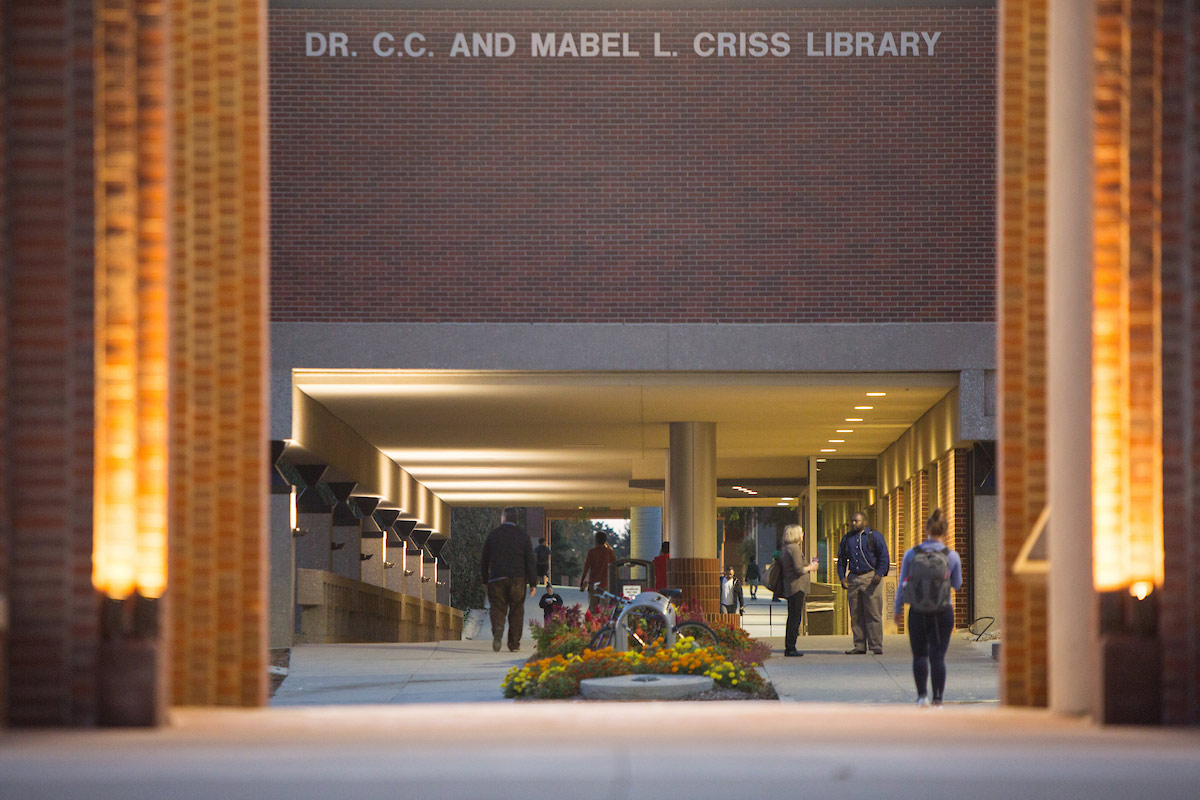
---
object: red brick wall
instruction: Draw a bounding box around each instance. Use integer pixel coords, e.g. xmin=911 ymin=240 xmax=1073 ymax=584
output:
xmin=270 ymin=7 xmax=995 ymax=323
xmin=2 ymin=0 xmax=100 ymax=726
xmin=1158 ymin=0 xmax=1199 ymax=725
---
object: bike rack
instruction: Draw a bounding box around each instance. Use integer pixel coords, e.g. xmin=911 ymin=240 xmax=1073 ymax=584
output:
xmin=613 ymin=590 xmax=677 ymax=652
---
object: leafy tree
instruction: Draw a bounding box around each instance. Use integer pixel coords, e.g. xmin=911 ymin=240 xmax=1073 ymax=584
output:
xmin=442 ymin=506 xmax=500 ymax=611
xmin=548 ymin=518 xmax=628 ymax=585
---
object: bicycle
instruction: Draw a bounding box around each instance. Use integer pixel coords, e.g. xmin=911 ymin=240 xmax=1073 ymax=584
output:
xmin=586 ymin=586 xmax=720 ymax=653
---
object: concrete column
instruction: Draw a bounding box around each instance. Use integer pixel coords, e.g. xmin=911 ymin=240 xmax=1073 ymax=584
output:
xmin=421 ymin=557 xmax=437 ymax=602
xmin=404 ymin=545 xmax=423 ymax=597
xmin=666 ymin=422 xmax=722 ymax=618
xmin=268 ymin=491 xmax=295 ymax=649
xmin=667 ymin=422 xmax=717 ymax=558
xmin=630 ymin=506 xmax=663 ymax=562
xmin=295 ymin=511 xmax=333 ymax=572
xmin=1047 ymin=0 xmax=1097 ymax=716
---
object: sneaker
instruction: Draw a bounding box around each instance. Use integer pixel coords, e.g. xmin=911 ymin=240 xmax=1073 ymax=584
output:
xmin=871 ymin=649 xmax=883 ymax=655
xmin=916 ymin=696 xmax=930 ymax=708
xmin=508 ymin=644 xmax=520 ymax=652
xmin=845 ymin=649 xmax=866 ymax=655
xmin=932 ymin=698 xmax=944 ymax=709
xmin=784 ymin=649 xmax=804 ymax=657
xmin=492 ymin=636 xmax=502 ymax=652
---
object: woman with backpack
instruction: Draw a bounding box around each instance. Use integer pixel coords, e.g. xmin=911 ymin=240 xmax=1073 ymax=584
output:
xmin=894 ymin=508 xmax=963 ymax=707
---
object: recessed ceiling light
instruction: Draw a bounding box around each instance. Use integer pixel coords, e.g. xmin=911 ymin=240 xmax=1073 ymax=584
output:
xmin=846 ymin=418 xmax=863 ymax=422
xmin=836 ymin=429 xmax=853 ymax=433
xmin=866 ymin=392 xmax=886 ymax=396
xmin=828 ymin=439 xmax=844 ymax=443
xmin=776 ymin=502 xmax=789 ymax=506
xmin=781 ymin=497 xmax=795 ymax=501
xmin=820 ymin=448 xmax=836 ymax=453
xmin=854 ymin=406 xmax=873 ymax=410
xmin=816 ymin=458 xmax=826 ymax=462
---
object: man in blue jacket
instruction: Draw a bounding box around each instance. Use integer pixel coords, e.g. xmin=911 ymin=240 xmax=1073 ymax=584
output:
xmin=837 ymin=511 xmax=890 ymax=655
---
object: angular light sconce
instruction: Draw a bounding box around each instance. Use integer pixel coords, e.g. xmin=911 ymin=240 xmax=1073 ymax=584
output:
xmin=328 ymin=482 xmax=360 ymax=526
xmin=270 ymin=440 xmax=292 ymax=495
xmin=354 ymin=497 xmax=383 ymax=537
xmin=294 ymin=464 xmax=332 ymax=514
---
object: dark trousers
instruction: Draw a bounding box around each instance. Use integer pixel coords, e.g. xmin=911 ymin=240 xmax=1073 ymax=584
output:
xmin=784 ymin=591 xmax=806 ymax=651
xmin=487 ymin=577 xmax=527 ymax=649
xmin=908 ymin=605 xmax=955 ymax=699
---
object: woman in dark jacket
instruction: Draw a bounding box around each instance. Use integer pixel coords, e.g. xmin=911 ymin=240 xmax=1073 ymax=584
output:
xmin=781 ymin=524 xmax=818 ymax=657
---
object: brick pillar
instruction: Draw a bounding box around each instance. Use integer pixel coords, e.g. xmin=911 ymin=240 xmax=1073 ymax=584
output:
xmin=168 ymin=0 xmax=269 ymax=707
xmin=999 ymin=0 xmax=1050 ymax=709
xmin=1158 ymin=0 xmax=1200 ymax=726
xmin=0 ymin=0 xmax=9 ymax=721
xmin=941 ymin=449 xmax=973 ymax=628
xmin=2 ymin=0 xmax=101 ymax=726
xmin=890 ymin=487 xmax=906 ymax=633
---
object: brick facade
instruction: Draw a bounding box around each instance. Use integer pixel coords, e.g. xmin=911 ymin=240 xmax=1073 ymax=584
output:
xmin=269 ymin=7 xmax=995 ymax=323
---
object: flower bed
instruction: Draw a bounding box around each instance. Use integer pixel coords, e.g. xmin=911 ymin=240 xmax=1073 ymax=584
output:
xmin=512 ymin=601 xmax=775 ymax=700
xmin=503 ymin=635 xmax=765 ymax=699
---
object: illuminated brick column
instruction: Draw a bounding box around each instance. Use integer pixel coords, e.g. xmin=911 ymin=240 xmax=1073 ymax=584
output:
xmin=889 ymin=487 xmax=906 ymax=632
xmin=91 ymin=0 xmax=171 ymax=726
xmin=168 ymin=0 xmax=269 ymax=707
xmin=1089 ymin=0 xmax=1169 ymax=725
xmin=939 ymin=450 xmax=972 ymax=628
xmin=999 ymin=0 xmax=1050 ymax=709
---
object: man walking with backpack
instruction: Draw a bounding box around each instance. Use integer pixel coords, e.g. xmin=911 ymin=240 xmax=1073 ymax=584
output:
xmin=836 ymin=512 xmax=890 ymax=654
xmin=894 ymin=508 xmax=962 ymax=707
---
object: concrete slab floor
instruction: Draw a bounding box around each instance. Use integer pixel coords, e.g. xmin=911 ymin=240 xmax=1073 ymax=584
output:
xmin=2 ymin=703 xmax=1198 ymax=800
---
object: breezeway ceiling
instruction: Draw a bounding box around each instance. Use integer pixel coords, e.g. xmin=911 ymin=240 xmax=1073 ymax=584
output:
xmin=293 ymin=370 xmax=957 ymax=508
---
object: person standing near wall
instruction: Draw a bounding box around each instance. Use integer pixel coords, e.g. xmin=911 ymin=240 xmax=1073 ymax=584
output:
xmin=479 ymin=507 xmax=537 ymax=652
xmin=894 ymin=508 xmax=962 ymax=707
xmin=837 ymin=511 xmax=890 ymax=655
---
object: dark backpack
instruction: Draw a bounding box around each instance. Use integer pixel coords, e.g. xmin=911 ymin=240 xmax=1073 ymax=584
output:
xmin=764 ymin=557 xmax=784 ymax=596
xmin=902 ymin=546 xmax=952 ymax=612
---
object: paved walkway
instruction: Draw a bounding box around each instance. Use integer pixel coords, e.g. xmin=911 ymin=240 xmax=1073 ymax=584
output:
xmin=275 ymin=586 xmax=999 ymax=706
xmin=4 ymin=590 xmax=1198 ymax=799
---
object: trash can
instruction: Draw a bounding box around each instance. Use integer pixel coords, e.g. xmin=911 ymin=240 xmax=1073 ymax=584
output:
xmin=610 ymin=558 xmax=653 ymax=601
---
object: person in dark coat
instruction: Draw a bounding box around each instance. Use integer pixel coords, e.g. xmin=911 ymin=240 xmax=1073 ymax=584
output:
xmin=479 ymin=507 xmax=537 ymax=652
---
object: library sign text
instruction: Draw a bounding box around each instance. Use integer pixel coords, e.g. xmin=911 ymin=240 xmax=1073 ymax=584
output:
xmin=303 ymin=30 xmax=944 ymax=60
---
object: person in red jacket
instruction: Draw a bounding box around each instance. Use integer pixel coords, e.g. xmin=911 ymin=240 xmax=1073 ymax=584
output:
xmin=652 ymin=541 xmax=670 ymax=591
xmin=579 ymin=529 xmax=617 ymax=613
